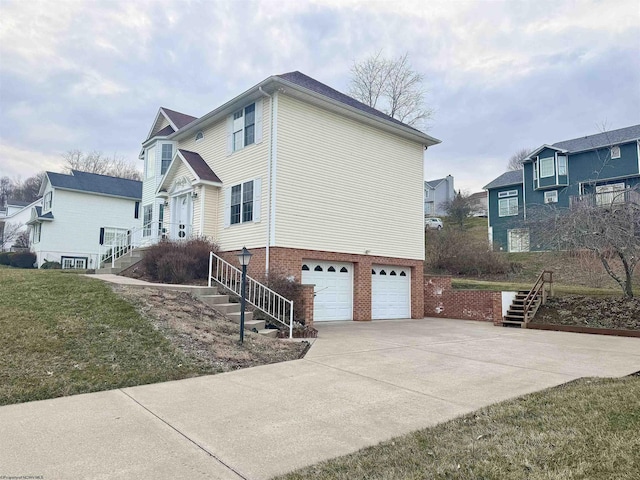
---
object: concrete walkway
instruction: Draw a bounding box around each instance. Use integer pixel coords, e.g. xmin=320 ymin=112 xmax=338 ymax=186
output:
xmin=2 ymin=318 xmax=639 ymax=480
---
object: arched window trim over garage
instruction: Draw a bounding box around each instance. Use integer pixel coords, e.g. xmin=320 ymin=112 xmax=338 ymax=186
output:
xmin=400 ymin=271 xmax=407 ymax=276
xmin=314 ymin=265 xmax=323 ymax=272
xmin=328 ymin=266 xmax=336 ymax=272
xmin=302 ymin=264 xmax=310 ymax=271
xmin=340 ymin=267 xmax=348 ymax=273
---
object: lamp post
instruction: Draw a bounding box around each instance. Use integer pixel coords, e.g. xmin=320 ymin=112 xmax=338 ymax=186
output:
xmin=237 ymin=246 xmax=252 ymax=343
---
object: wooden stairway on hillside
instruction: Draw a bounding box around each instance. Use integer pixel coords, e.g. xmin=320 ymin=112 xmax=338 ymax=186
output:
xmin=501 ymin=270 xmax=554 ymax=328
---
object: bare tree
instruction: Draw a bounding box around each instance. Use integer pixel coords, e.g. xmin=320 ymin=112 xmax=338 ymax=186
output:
xmin=63 ymin=150 xmax=141 ymax=180
xmin=507 ymin=148 xmax=531 ymax=171
xmin=441 ymin=190 xmax=473 ymax=229
xmin=532 ymin=187 xmax=639 ymax=299
xmin=2 ymin=173 xmax=44 ymax=204
xmin=0 ymin=176 xmax=11 ymax=209
xmin=0 ymin=222 xmax=25 ymax=251
xmin=349 ymin=51 xmax=433 ymax=128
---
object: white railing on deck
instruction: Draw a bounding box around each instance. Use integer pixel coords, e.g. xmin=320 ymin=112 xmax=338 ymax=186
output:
xmin=208 ymin=251 xmax=294 ymax=338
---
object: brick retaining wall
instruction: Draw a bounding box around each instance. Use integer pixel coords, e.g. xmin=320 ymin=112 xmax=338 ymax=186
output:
xmin=424 ymin=276 xmax=502 ymax=324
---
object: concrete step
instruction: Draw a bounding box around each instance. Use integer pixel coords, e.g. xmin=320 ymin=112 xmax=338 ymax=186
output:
xmin=215 ymin=303 xmax=241 ymax=314
xmin=227 ymin=311 xmax=254 ymax=323
xmin=199 ymin=294 xmax=229 ymax=306
xmin=502 ymin=320 xmax=524 ymax=327
xmin=190 ymin=287 xmax=219 ymax=297
xmin=504 ymin=314 xmax=524 ymax=321
xmin=243 ymin=319 xmax=266 ymax=331
xmin=258 ymin=328 xmax=278 ymax=338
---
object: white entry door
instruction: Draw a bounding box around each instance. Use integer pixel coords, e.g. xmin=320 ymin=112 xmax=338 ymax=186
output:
xmin=301 ymin=261 xmax=353 ymax=321
xmin=172 ymin=193 xmax=192 ymax=240
xmin=371 ymin=265 xmax=411 ymax=319
xmin=508 ymin=228 xmax=530 ymax=252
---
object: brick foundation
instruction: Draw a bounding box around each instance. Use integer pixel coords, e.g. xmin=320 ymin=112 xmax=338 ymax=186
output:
xmin=218 ymin=247 xmax=424 ymax=324
xmin=424 ymin=275 xmax=502 ymax=323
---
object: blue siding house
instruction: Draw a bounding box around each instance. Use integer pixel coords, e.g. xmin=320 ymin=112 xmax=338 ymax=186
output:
xmin=484 ymin=125 xmax=640 ymax=252
xmin=424 ymin=175 xmax=455 ymax=216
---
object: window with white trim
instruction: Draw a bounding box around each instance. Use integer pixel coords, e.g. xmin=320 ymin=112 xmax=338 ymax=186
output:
xmin=32 ymin=223 xmax=41 ymax=243
xmin=195 ymin=131 xmax=204 ymax=142
xmin=161 ymin=144 xmax=173 ymax=175
xmin=557 ymin=156 xmax=567 ymax=175
xmin=103 ymin=227 xmax=129 ymax=246
xmin=610 ymin=146 xmax=621 ymax=159
xmin=61 ymin=257 xmax=87 ymax=269
xmin=233 ymin=103 xmax=255 ymax=152
xmin=43 ymin=192 xmax=52 ymax=211
xmin=498 ymin=197 xmax=518 ymax=217
xmin=544 ymin=190 xmax=558 ymax=204
xmin=142 ymin=204 xmax=153 ymax=237
xmin=225 ymin=178 xmax=261 ymax=227
xmin=533 ymin=161 xmax=538 ymax=181
xmin=540 ymin=157 xmax=554 ymax=178
xmin=498 ymin=190 xmax=518 ymax=198
xmin=146 ymin=146 xmax=156 ymax=179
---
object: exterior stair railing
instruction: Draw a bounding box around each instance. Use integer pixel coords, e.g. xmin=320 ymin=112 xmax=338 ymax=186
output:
xmin=522 ymin=270 xmax=554 ymax=325
xmin=208 ymin=251 xmax=294 ymax=338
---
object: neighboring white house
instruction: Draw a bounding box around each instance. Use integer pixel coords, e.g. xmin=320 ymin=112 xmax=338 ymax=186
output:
xmin=139 ymin=71 xmax=441 ymax=321
xmin=28 ymin=170 xmax=142 ymax=268
xmin=424 ymin=175 xmax=455 ymax=216
xmin=0 ymin=199 xmax=42 ymax=251
xmin=468 ymin=191 xmax=488 ymax=217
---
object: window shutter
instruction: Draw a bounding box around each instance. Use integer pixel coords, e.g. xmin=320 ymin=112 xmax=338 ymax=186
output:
xmin=224 ymin=186 xmax=231 ymax=228
xmin=99 ymin=227 xmax=105 ymax=245
xmin=226 ymin=115 xmax=233 ymax=155
xmin=255 ymin=99 xmax=263 ymax=144
xmin=134 ymin=201 xmax=140 ymax=219
xmin=253 ymin=178 xmax=262 ymax=222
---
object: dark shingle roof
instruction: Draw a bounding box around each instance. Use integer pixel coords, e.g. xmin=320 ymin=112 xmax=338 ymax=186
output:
xmin=277 ymin=71 xmax=422 ymax=133
xmin=34 ymin=206 xmax=54 ymax=220
xmin=161 ymin=107 xmax=197 ymax=129
xmin=425 ymin=177 xmax=446 ymax=188
xmin=154 ymin=125 xmax=175 ymax=137
xmin=46 ymin=170 xmax=142 ymax=200
xmin=179 ymin=150 xmax=222 ymax=183
xmin=483 ymin=170 xmax=523 ymax=190
xmin=552 ymin=124 xmax=640 ymax=152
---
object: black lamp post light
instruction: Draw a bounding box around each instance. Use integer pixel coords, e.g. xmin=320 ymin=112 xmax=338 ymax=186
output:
xmin=237 ymin=246 xmax=252 ymax=343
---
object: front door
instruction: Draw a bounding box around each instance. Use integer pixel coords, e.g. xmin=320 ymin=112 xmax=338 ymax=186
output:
xmin=172 ymin=193 xmax=192 ymax=240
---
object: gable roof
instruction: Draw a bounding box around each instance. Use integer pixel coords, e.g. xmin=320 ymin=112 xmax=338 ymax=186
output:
xmin=155 ymin=71 xmax=440 ymax=148
xmin=425 ymin=177 xmax=446 ymax=189
xmin=179 ymin=150 xmax=222 ymax=184
xmin=483 ymin=170 xmax=523 ymax=190
xmin=161 ymin=107 xmax=197 ymax=130
xmin=154 ymin=125 xmax=175 ymax=137
xmin=552 ymin=124 xmax=640 ymax=153
xmin=45 ymin=170 xmax=142 ymax=200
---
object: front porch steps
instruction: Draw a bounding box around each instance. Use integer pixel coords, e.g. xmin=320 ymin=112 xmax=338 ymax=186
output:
xmin=502 ymin=291 xmax=542 ymax=328
xmin=96 ymin=249 xmax=145 ymax=274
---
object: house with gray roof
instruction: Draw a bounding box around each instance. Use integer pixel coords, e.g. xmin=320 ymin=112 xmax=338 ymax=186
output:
xmin=424 ymin=175 xmax=455 ymax=216
xmin=484 ymin=124 xmax=640 ymax=252
xmin=27 ymin=170 xmax=142 ymax=268
xmin=138 ymin=70 xmax=441 ymax=323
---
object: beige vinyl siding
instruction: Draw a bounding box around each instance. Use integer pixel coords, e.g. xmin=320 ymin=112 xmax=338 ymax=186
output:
xmin=171 ymin=162 xmax=193 ymax=184
xmin=192 ymin=186 xmax=202 ymax=235
xmin=275 ymin=94 xmax=425 ymax=260
xmin=151 ymin=115 xmax=171 ymax=137
xmin=176 ymin=97 xmax=270 ymax=251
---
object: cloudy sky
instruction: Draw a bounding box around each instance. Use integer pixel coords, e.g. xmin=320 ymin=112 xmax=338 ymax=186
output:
xmin=1 ymin=0 xmax=639 ymax=193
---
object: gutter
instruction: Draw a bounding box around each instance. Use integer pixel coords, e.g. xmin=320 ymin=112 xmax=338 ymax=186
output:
xmin=259 ymin=86 xmax=274 ymax=273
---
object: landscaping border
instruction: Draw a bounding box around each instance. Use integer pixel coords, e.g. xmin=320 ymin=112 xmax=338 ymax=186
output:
xmin=528 ymin=323 xmax=640 ymax=338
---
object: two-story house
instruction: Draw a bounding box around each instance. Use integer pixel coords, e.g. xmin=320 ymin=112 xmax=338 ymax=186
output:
xmin=28 ymin=170 xmax=142 ymax=268
xmin=0 ymin=198 xmax=42 ymax=251
xmin=484 ymin=125 xmax=640 ymax=252
xmin=424 ymin=175 xmax=454 ymax=217
xmin=139 ymin=71 xmax=441 ymax=322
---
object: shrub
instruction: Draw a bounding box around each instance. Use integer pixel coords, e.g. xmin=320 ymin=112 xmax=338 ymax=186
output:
xmin=425 ymin=228 xmax=511 ymax=276
xmin=40 ymin=260 xmax=62 ymax=269
xmin=142 ymin=238 xmax=219 ymax=283
xmin=9 ymin=251 xmax=37 ymax=269
xmin=254 ymin=268 xmax=305 ymax=322
xmin=0 ymin=252 xmax=12 ymax=265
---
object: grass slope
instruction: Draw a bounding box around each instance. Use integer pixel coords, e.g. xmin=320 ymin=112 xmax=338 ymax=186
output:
xmin=277 ymin=376 xmax=640 ymax=480
xmin=0 ymin=269 xmax=210 ymax=406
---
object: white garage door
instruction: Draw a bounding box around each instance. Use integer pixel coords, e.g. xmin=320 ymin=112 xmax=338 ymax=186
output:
xmin=371 ymin=265 xmax=411 ymax=319
xmin=301 ymin=261 xmax=353 ymax=321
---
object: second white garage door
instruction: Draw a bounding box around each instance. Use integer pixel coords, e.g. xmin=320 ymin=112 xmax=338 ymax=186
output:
xmin=301 ymin=261 xmax=353 ymax=321
xmin=371 ymin=265 xmax=411 ymax=319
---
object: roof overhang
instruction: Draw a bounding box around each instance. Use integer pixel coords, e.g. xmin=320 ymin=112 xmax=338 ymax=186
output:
xmin=156 ymin=150 xmax=223 ymax=196
xmin=524 ymin=144 xmax=569 ymax=162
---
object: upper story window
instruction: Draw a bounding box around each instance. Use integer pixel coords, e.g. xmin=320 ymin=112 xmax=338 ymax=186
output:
xmin=195 ymin=131 xmax=204 ymax=142
xmin=540 ymin=157 xmax=554 ymax=178
xmin=146 ymin=146 xmax=156 ymax=179
xmin=610 ymin=145 xmax=621 ymax=159
xmin=533 ymin=161 xmax=538 ymax=181
xmin=32 ymin=223 xmax=41 ymax=243
xmin=43 ymin=192 xmax=53 ymax=211
xmin=232 ymin=103 xmax=255 ymax=152
xmin=161 ymin=144 xmax=173 ymax=175
xmin=498 ymin=197 xmax=519 ymax=217
xmin=558 ymin=156 xmax=567 ymax=176
xmin=497 ymin=190 xmax=518 ymax=198
xmin=425 ymin=189 xmax=430 ymax=199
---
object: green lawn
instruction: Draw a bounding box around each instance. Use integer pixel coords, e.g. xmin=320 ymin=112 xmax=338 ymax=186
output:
xmin=276 ymin=376 xmax=640 ymax=480
xmin=451 ymin=278 xmax=627 ymax=297
xmin=0 ymin=268 xmax=211 ymax=406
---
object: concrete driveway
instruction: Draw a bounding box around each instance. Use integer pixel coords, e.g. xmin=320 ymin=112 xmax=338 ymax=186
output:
xmin=2 ymin=318 xmax=639 ymax=480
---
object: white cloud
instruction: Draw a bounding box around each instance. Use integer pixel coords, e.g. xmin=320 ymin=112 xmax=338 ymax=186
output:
xmin=0 ymin=143 xmax=64 ymax=179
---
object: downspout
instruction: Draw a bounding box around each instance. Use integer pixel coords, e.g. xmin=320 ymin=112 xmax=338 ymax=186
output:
xmin=259 ymin=86 xmax=273 ymax=273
